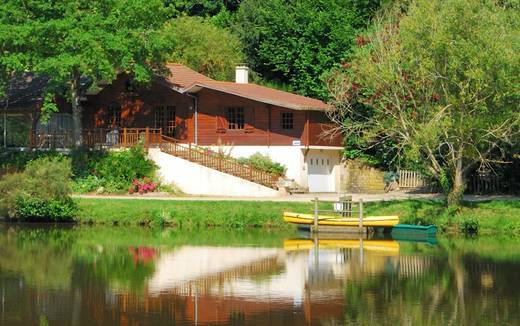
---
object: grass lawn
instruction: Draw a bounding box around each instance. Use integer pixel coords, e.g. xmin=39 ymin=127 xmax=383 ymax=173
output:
xmin=75 ymin=199 xmax=320 ymax=227
xmin=75 ymin=197 xmax=520 ymax=234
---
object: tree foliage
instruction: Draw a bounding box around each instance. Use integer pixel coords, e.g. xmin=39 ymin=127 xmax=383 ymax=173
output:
xmin=163 ymin=16 xmax=244 ymax=80
xmin=164 ymin=0 xmax=241 ymax=18
xmin=328 ymin=0 xmax=520 ymax=205
xmin=234 ymin=0 xmax=383 ymax=99
xmin=0 ymin=0 xmax=172 ymax=144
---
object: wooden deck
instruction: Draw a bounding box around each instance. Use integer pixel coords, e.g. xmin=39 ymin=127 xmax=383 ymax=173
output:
xmin=28 ymin=128 xmax=163 ymax=149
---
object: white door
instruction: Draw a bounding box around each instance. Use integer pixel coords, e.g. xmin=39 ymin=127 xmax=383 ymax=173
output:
xmin=308 ymin=156 xmax=333 ymax=192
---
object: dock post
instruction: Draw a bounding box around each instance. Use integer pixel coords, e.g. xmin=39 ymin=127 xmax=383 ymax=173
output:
xmin=313 ymin=197 xmax=319 ymax=233
xmin=359 ymin=237 xmax=364 ymax=267
xmin=358 ymin=198 xmax=364 ymax=233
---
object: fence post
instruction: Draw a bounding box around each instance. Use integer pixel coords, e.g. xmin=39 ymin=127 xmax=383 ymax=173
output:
xmin=145 ymin=127 xmax=149 ymax=148
xmin=249 ymin=163 xmax=253 ymax=181
xmin=188 ymin=142 xmax=192 ymax=160
xmin=358 ymin=198 xmax=364 ymax=233
xmin=123 ymin=128 xmax=127 ymax=147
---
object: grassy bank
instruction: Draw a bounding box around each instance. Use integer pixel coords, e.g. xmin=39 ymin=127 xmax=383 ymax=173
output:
xmin=368 ymin=199 xmax=520 ymax=234
xmin=75 ymin=199 xmax=320 ymax=228
xmin=74 ymin=198 xmax=520 ymax=234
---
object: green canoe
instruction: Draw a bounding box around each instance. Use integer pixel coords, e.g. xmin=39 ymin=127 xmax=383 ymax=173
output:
xmin=391 ymin=224 xmax=438 ymax=236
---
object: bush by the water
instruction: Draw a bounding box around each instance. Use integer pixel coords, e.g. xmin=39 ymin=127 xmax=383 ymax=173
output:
xmin=0 ymin=156 xmax=76 ymax=221
xmin=15 ymin=197 xmax=76 ymax=221
xmin=237 ymin=152 xmax=286 ymax=176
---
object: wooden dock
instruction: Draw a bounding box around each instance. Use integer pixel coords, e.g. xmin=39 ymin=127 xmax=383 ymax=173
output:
xmin=311 ymin=196 xmax=368 ymax=234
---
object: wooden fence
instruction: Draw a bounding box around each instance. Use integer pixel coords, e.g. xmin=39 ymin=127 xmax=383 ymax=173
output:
xmin=466 ymin=174 xmax=502 ymax=194
xmin=398 ymin=170 xmax=427 ymax=188
xmin=160 ymin=135 xmax=280 ymax=189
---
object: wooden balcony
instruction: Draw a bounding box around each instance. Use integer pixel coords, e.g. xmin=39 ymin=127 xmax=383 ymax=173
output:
xmin=83 ymin=128 xmax=162 ymax=148
xmin=27 ymin=128 xmax=163 ymax=149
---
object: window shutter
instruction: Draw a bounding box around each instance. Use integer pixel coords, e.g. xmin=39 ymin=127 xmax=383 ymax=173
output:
xmin=216 ymin=108 xmax=227 ymax=133
xmin=245 ymin=107 xmax=254 ymax=133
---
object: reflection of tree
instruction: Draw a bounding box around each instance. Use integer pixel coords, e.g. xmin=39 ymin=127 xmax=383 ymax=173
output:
xmin=73 ymin=247 xmax=156 ymax=293
xmin=0 ymin=227 xmax=74 ymax=289
xmin=343 ymin=239 xmax=520 ymax=325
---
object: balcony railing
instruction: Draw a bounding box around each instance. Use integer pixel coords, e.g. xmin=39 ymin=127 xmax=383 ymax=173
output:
xmin=83 ymin=128 xmax=162 ymax=148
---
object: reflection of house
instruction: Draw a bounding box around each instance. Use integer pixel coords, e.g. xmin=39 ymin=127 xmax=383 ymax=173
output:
xmin=141 ymin=245 xmax=345 ymax=325
xmin=147 ymin=246 xmax=284 ymax=295
xmin=1 ymin=65 xmax=343 ymax=193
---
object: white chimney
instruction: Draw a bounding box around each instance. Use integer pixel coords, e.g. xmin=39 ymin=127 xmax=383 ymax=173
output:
xmin=235 ymin=65 xmax=249 ymax=84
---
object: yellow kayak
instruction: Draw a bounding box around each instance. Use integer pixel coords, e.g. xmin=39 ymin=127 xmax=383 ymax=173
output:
xmin=283 ymin=239 xmax=400 ymax=254
xmin=283 ymin=212 xmax=399 ymax=227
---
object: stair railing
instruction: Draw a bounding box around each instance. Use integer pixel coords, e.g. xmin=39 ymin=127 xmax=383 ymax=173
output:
xmin=160 ymin=135 xmax=280 ymax=189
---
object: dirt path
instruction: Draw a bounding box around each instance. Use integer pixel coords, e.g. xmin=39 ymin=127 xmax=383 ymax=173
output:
xmin=73 ymin=191 xmax=519 ymax=203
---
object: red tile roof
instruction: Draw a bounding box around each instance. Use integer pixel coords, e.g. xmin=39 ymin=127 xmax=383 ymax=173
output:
xmin=165 ymin=63 xmax=214 ymax=89
xmin=165 ymin=63 xmax=330 ymax=111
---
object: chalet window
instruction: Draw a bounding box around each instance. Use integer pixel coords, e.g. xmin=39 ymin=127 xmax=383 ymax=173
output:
xmin=166 ymin=106 xmax=176 ymax=136
xmin=106 ymin=104 xmax=121 ymax=128
xmin=155 ymin=106 xmax=164 ymax=130
xmin=281 ymin=112 xmax=294 ymax=130
xmin=125 ymin=80 xmax=136 ymax=92
xmin=155 ymin=106 xmax=176 ymax=137
xmin=227 ymin=107 xmax=244 ymax=130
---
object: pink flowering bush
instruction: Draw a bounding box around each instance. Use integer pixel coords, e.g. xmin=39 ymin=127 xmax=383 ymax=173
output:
xmin=129 ymin=177 xmax=157 ymax=194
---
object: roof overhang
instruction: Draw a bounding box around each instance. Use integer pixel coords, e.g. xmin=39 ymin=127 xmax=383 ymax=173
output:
xmin=181 ymin=83 xmax=330 ymax=112
xmin=300 ymin=146 xmax=343 ymax=150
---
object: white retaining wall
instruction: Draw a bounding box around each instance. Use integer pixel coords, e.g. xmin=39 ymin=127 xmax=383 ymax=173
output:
xmin=148 ymin=148 xmax=280 ymax=197
xmin=209 ymin=146 xmax=306 ymax=186
xmin=210 ymin=146 xmax=342 ymax=191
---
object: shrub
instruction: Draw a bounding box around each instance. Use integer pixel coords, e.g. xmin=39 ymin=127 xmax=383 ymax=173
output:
xmin=0 ymin=172 xmax=25 ymax=217
xmin=0 ymin=148 xmax=63 ymax=171
xmin=237 ymin=153 xmax=286 ymax=176
xmin=129 ymin=177 xmax=157 ymax=194
xmin=91 ymin=144 xmax=156 ymax=191
xmin=72 ymin=175 xmax=102 ymax=193
xmin=15 ymin=197 xmax=77 ymax=221
xmin=94 ymin=145 xmax=155 ymax=182
xmin=23 ymin=156 xmax=73 ymax=200
xmin=71 ymin=144 xmax=157 ymax=193
xmin=459 ymin=217 xmax=479 ymax=235
xmin=0 ymin=156 xmax=76 ymax=221
xmin=69 ymin=146 xmax=108 ymax=178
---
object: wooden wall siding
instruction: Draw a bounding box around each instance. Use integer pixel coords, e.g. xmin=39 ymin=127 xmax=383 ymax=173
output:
xmin=79 ymin=76 xmax=341 ymax=147
xmin=307 ymin=111 xmax=343 ymax=147
xmin=195 ymin=88 xmax=338 ymax=147
xmin=81 ymin=74 xmax=193 ymax=141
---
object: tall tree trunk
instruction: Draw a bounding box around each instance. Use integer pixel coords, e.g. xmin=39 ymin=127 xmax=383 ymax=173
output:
xmin=447 ymin=158 xmax=465 ymax=206
xmin=71 ymin=75 xmax=83 ymax=147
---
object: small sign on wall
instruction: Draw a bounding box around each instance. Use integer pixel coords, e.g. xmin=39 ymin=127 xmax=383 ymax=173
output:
xmin=292 ymin=139 xmax=301 ymax=146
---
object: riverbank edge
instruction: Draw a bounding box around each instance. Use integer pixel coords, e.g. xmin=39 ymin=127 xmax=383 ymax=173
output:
xmin=67 ymin=197 xmax=519 ymax=234
xmin=2 ymin=197 xmax=518 ymax=234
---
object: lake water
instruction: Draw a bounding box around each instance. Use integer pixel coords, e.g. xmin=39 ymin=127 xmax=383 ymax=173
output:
xmin=0 ymin=224 xmax=519 ymax=325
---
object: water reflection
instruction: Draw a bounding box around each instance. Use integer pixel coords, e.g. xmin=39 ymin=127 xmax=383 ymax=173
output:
xmin=0 ymin=225 xmax=519 ymax=325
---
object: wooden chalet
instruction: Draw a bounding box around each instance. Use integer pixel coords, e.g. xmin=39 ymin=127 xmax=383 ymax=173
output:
xmin=1 ymin=64 xmax=344 ymax=192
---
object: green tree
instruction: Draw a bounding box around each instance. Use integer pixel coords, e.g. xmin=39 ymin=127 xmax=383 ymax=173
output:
xmin=164 ymin=0 xmax=241 ymax=18
xmin=0 ymin=0 xmax=172 ymax=145
xmin=163 ymin=16 xmax=244 ymax=80
xmin=328 ymin=0 xmax=520 ymax=205
xmin=233 ymin=0 xmax=383 ymax=99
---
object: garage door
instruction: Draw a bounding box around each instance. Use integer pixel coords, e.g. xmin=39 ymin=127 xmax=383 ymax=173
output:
xmin=308 ymin=156 xmax=333 ymax=192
